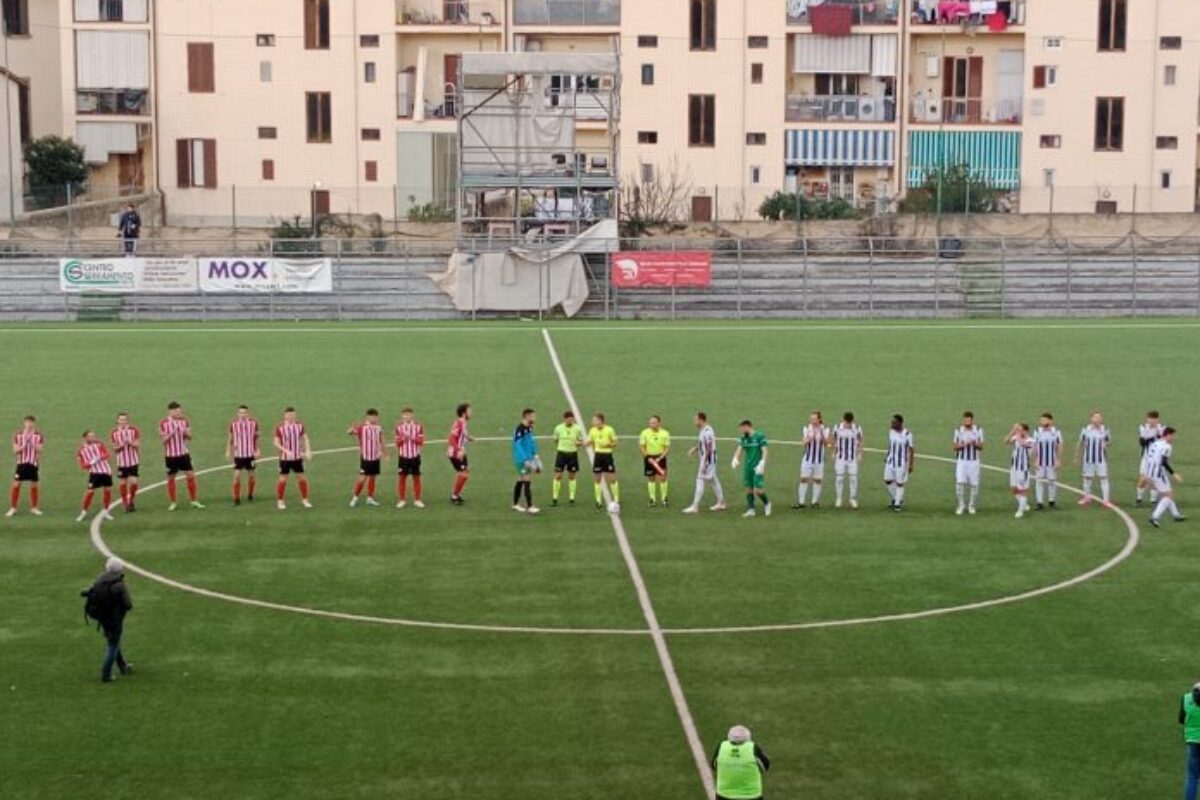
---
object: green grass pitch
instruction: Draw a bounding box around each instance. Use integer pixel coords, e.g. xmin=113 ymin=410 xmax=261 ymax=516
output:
xmin=2 ymin=320 xmax=1198 ymax=799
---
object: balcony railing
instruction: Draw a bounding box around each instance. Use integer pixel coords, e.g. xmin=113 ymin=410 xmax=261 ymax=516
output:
xmin=396 ymin=0 xmax=501 ymax=25
xmin=75 ymin=89 xmax=150 ymax=116
xmin=786 ymin=94 xmax=897 ymax=122
xmin=513 ymin=0 xmax=620 ymax=25
xmin=787 ymin=0 xmax=899 ymax=26
xmin=911 ymin=0 xmax=1025 ymax=27
xmin=909 ymin=95 xmax=1022 ymax=124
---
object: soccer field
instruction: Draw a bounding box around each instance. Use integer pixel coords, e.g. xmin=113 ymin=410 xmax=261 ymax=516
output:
xmin=3 ymin=320 xmax=1198 ymax=799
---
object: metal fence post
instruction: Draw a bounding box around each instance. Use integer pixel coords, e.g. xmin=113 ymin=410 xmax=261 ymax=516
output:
xmin=999 ymin=238 xmax=1007 ymax=319
xmin=538 ymin=260 xmax=544 ymax=322
xmin=801 ymin=237 xmax=810 ymax=314
xmin=471 ymin=255 xmax=478 ymax=322
xmin=736 ymin=238 xmax=743 ymax=319
xmin=604 ymin=239 xmax=611 ymax=321
xmin=1130 ymin=236 xmax=1139 ymax=316
xmin=933 ymin=259 xmax=940 ymax=318
xmin=231 ymin=184 xmax=238 ymax=232
xmin=867 ymin=236 xmax=876 ymax=317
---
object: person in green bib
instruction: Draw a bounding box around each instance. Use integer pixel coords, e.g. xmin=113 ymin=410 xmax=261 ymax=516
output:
xmin=1181 ymin=682 xmax=1200 ymax=800
xmin=551 ymin=411 xmax=584 ymax=506
xmin=711 ymin=724 xmax=770 ymax=800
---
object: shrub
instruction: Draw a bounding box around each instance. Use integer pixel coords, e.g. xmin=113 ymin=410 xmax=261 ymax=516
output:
xmin=757 ymin=191 xmax=858 ymax=221
xmin=898 ymin=164 xmax=998 ymax=214
xmin=25 ymin=135 xmax=87 ymax=208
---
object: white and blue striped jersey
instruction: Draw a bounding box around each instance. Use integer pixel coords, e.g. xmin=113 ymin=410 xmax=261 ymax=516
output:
xmin=886 ymin=429 xmax=913 ymax=468
xmin=1033 ymin=426 xmax=1062 ymax=468
xmin=954 ymin=426 xmax=984 ymax=461
xmin=1079 ymin=425 xmax=1111 ymax=466
xmin=1145 ymin=439 xmax=1173 ymax=480
xmin=1139 ymin=422 xmax=1165 ymax=456
xmin=802 ymin=424 xmax=829 ymax=466
xmin=697 ymin=424 xmax=717 ymax=470
xmin=1011 ymin=436 xmax=1034 ymax=473
xmin=832 ymin=423 xmax=862 ymax=462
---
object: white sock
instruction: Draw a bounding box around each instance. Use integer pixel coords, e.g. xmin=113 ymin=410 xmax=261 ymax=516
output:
xmin=1153 ymin=497 xmax=1171 ymax=521
xmin=835 ymin=475 xmax=844 ymax=502
xmin=1035 ymin=480 xmax=1045 ymax=504
xmin=1136 ymin=485 xmax=1145 ymax=501
xmin=812 ymin=483 xmax=823 ymax=504
xmin=1100 ymin=478 xmax=1110 ymax=502
xmin=886 ymin=482 xmax=897 ymax=500
xmin=693 ymin=479 xmax=705 ymax=507
xmin=1049 ymin=481 xmax=1057 ymax=502
xmin=956 ymin=483 xmax=965 ymax=505
xmin=798 ymin=482 xmax=809 ymax=504
xmin=1082 ymin=477 xmax=1093 ymax=497
xmin=1151 ymin=490 xmax=1160 ymax=502
xmin=713 ymin=478 xmax=725 ymax=504
xmin=1170 ymin=500 xmax=1181 ymax=518
xmin=1018 ymin=495 xmax=1028 ymax=512
xmin=849 ymin=475 xmax=858 ymax=500
xmin=895 ymin=485 xmax=906 ymax=505
xmin=969 ymin=486 xmax=979 ymax=508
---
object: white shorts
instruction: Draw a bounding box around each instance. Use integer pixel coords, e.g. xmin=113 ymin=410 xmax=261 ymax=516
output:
xmin=1082 ymin=462 xmax=1109 ymax=479
xmin=834 ymin=458 xmax=859 ymax=477
xmin=1035 ymin=465 xmax=1058 ymax=482
xmin=955 ymin=460 xmax=981 ymax=487
xmin=1009 ymin=469 xmax=1030 ymax=491
xmin=1152 ymin=474 xmax=1173 ymax=495
xmin=884 ymin=464 xmax=909 ymax=485
xmin=800 ymin=461 xmax=825 ymax=480
xmin=1138 ymin=456 xmax=1152 ymax=478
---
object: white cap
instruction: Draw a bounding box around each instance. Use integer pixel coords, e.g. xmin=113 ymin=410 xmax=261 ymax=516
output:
xmin=728 ymin=725 xmax=751 ymax=744
xmin=105 ymin=557 xmax=125 ymax=574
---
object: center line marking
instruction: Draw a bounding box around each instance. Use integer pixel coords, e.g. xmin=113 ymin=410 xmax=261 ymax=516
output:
xmin=541 ymin=328 xmax=716 ymax=799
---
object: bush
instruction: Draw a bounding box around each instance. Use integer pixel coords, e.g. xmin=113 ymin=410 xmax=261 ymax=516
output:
xmin=757 ymin=191 xmax=858 ymax=222
xmin=269 ymin=215 xmax=322 ymax=254
xmin=25 ymin=135 xmax=87 ymax=208
xmin=406 ymin=197 xmax=455 ymax=224
xmin=898 ymin=164 xmax=998 ymax=214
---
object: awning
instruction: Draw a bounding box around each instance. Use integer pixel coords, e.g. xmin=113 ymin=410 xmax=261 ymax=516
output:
xmin=792 ymin=34 xmax=872 ymax=74
xmin=460 ymin=52 xmax=618 ymax=77
xmin=75 ymin=121 xmax=138 ymax=164
xmin=786 ymin=129 xmax=895 ymax=166
xmin=907 ymin=130 xmax=1021 ymax=189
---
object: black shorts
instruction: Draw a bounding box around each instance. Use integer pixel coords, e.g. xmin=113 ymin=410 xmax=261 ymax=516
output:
xmin=88 ymin=473 xmax=114 ymax=489
xmin=398 ymin=456 xmax=422 ymax=476
xmin=554 ymin=452 xmax=581 ymax=473
xmin=233 ymin=457 xmax=256 ymax=471
xmin=449 ymin=456 xmax=469 ymax=473
xmin=279 ymin=459 xmax=305 ymax=475
xmin=643 ymin=455 xmax=668 ymax=477
xmin=359 ymin=459 xmax=381 ymax=476
xmin=13 ymin=463 xmax=39 ymax=482
xmin=117 ymin=466 xmax=139 ymax=480
xmin=593 ymin=453 xmax=616 ymax=474
xmin=165 ymin=455 xmax=194 ymax=475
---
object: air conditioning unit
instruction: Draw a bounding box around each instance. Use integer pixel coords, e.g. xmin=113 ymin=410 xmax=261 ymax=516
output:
xmin=525 ymin=38 xmax=543 ymax=52
xmin=842 ymin=98 xmax=859 ymax=120
xmin=858 ymin=99 xmax=880 ymax=121
xmin=923 ymin=99 xmax=942 ymax=122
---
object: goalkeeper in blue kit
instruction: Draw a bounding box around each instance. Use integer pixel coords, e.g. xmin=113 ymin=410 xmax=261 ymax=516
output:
xmin=511 ymin=408 xmax=542 ymax=514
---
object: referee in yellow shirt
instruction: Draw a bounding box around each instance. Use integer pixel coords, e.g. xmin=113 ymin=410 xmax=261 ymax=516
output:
xmin=586 ymin=412 xmax=620 ymax=509
xmin=639 ymin=415 xmax=671 ymax=507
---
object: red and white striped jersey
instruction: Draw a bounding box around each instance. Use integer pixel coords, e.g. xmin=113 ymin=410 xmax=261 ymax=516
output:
xmin=77 ymin=442 xmax=112 ymax=475
xmin=159 ymin=417 xmax=191 ymax=457
xmin=229 ymin=418 xmax=260 ymax=459
xmin=353 ymin=422 xmax=384 ymax=461
xmin=395 ymin=421 xmax=426 ymax=459
xmin=449 ymin=418 xmax=469 ymax=457
xmin=275 ymin=421 xmax=306 ymax=459
xmin=109 ymin=425 xmax=140 ymax=468
xmin=13 ymin=431 xmax=43 ymax=466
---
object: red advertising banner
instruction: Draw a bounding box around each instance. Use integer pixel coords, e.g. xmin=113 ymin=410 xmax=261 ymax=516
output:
xmin=610 ymin=251 xmax=713 ymax=288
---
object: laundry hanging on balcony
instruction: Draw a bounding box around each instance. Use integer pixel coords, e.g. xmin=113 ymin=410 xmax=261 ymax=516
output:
xmin=809 ymin=4 xmax=854 ymax=36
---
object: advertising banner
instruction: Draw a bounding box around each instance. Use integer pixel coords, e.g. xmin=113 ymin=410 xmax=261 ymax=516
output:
xmin=198 ymin=258 xmax=333 ymax=293
xmin=609 ymin=251 xmax=713 ymax=288
xmin=59 ymin=258 xmax=198 ymax=293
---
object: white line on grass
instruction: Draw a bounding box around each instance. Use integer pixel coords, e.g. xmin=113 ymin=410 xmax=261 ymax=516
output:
xmin=540 ymin=327 xmax=717 ymax=799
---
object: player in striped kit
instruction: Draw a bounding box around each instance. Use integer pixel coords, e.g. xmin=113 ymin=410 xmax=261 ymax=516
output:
xmin=1005 ymin=423 xmax=1035 ymax=518
xmin=682 ymin=411 xmax=725 ymax=514
xmin=110 ymin=412 xmax=140 ymax=513
xmin=794 ymin=411 xmax=829 ymax=509
xmin=1136 ymin=410 xmax=1166 ymax=507
xmin=75 ymin=431 xmax=115 ymax=523
xmin=348 ymin=409 xmax=385 ymax=508
xmin=952 ymin=411 xmax=984 ymax=516
xmin=1075 ymin=411 xmax=1113 ymax=508
xmin=273 ymin=407 xmax=313 ymax=510
xmin=831 ymin=411 xmax=863 ymax=510
xmin=160 ymin=401 xmax=204 ymax=511
xmin=1146 ymin=428 xmax=1185 ymax=528
xmin=1032 ymin=412 xmax=1063 ymax=511
xmin=7 ymin=415 xmax=44 ymax=517
xmin=447 ymin=403 xmax=473 ymax=505
xmin=395 ymin=407 xmax=426 ymax=509
xmin=883 ymin=414 xmax=914 ymax=512
xmin=225 ymin=405 xmax=260 ymax=506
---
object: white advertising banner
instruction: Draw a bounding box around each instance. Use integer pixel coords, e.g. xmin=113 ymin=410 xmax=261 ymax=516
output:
xmin=59 ymin=258 xmax=198 ymax=293
xmin=198 ymin=257 xmax=333 ymax=293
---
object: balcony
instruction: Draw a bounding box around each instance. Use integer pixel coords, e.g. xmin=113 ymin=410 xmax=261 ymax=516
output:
xmin=787 ymin=94 xmax=896 ymax=123
xmin=909 ymin=95 xmax=1021 ymax=125
xmin=911 ymin=0 xmax=1025 ymax=29
xmin=513 ymin=0 xmax=620 ymax=26
xmin=76 ymin=89 xmax=150 ymax=116
xmin=396 ymin=0 xmax=501 ymax=27
xmin=787 ymin=0 xmax=899 ymax=27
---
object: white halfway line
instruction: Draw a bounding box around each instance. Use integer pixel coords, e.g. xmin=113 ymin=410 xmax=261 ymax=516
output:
xmin=541 ymin=327 xmax=717 ymax=799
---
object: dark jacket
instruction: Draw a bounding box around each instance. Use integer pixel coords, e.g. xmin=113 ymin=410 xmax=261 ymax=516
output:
xmin=94 ymin=571 xmax=133 ymax=627
xmin=117 ymin=210 xmax=141 ymax=239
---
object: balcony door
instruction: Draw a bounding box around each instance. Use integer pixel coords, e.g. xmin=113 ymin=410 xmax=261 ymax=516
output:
xmin=942 ymin=56 xmax=982 ymax=123
xmin=442 ymin=54 xmax=461 ymax=116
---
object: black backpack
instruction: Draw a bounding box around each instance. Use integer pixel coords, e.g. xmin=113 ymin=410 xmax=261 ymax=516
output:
xmin=81 ymin=578 xmax=119 ymax=626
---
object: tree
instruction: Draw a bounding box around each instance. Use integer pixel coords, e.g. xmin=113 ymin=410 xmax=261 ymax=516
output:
xmin=25 ymin=135 xmax=87 ymax=208
xmin=898 ymin=163 xmax=997 ymax=214
xmin=619 ymin=155 xmax=693 ymax=238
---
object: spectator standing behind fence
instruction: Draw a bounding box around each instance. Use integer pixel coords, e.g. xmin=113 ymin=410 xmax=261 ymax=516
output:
xmin=117 ymin=203 xmax=141 ymax=256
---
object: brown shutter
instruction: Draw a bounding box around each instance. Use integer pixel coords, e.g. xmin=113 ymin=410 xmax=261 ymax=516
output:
xmin=262 ymin=159 xmax=275 ymax=180
xmin=202 ymin=139 xmax=217 ymax=188
xmin=176 ymin=139 xmax=191 ymax=188
xmin=1032 ymin=65 xmax=1046 ymax=89
xmin=941 ymin=57 xmax=953 ymax=98
xmin=187 ymin=43 xmax=214 ymax=93
xmin=364 ymin=160 xmax=377 ymax=182
xmin=303 ymin=0 xmax=316 ymax=49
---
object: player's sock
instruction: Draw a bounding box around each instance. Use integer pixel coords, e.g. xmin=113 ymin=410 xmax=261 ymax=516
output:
xmin=1153 ymin=497 xmax=1171 ymax=521
xmin=413 ymin=476 xmax=422 ymax=501
xmin=760 ymin=492 xmax=770 ymax=506
xmin=746 ymin=492 xmax=755 ymax=509
xmin=513 ymin=482 xmax=523 ymax=505
xmin=895 ymin=484 xmax=906 ymax=505
xmin=166 ymin=477 xmax=177 ymax=503
xmin=353 ymin=477 xmax=366 ymax=497
xmin=247 ymin=476 xmax=256 ymax=498
xmin=1136 ymin=485 xmax=1145 ymax=502
xmin=1151 ymin=490 xmax=1160 ymax=502
xmin=713 ymin=479 xmax=725 ymax=504
xmin=1018 ymin=495 xmax=1028 ymax=513
xmin=594 ymin=482 xmax=603 ymax=504
xmin=1100 ymin=478 xmax=1110 ymax=502
xmin=568 ymin=478 xmax=576 ymax=501
xmin=232 ymin=479 xmax=241 ymax=502
xmin=611 ymin=482 xmax=620 ymax=503
xmin=367 ymin=477 xmax=376 ymax=497
xmin=119 ymin=483 xmax=129 ymax=506
xmin=453 ymin=474 xmax=468 ymax=497
xmin=102 ymin=488 xmax=112 ymax=508
xmin=298 ymin=478 xmax=309 ymax=500
xmin=397 ymin=475 xmax=407 ymax=501
xmin=647 ymin=482 xmax=656 ymax=502
xmin=835 ymin=475 xmax=844 ymax=503
xmin=552 ymin=479 xmax=561 ymax=501
xmin=1048 ymin=481 xmax=1057 ymax=503
xmin=9 ymin=484 xmax=19 ymax=509
xmin=885 ymin=482 xmax=896 ymax=501
xmin=1170 ymin=500 xmax=1182 ymax=518
xmin=797 ymin=482 xmax=809 ymax=505
xmin=30 ymin=486 xmax=38 ymax=508
xmin=849 ymin=475 xmax=858 ymax=501
xmin=82 ymin=490 xmax=94 ymax=511
xmin=693 ymin=479 xmax=705 ymax=507
xmin=812 ymin=483 xmax=823 ymax=504
xmin=1082 ymin=477 xmax=1093 ymax=498
xmin=276 ymin=478 xmax=286 ymax=501
xmin=661 ymin=481 xmax=669 ymax=503
xmin=969 ymin=486 xmax=979 ymax=508
xmin=128 ymin=483 xmax=138 ymax=504
xmin=1035 ymin=480 xmax=1044 ymax=504
xmin=185 ymin=475 xmax=198 ymax=502
xmin=522 ymin=482 xmax=533 ymax=507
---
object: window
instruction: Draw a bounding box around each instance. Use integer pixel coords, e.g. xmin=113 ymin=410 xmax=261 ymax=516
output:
xmin=689 ymin=0 xmax=716 ymax=52
xmin=749 ymin=165 xmax=761 ymax=185
xmin=637 ymin=131 xmax=658 ymax=144
xmin=1160 ymin=36 xmax=1182 ymax=50
xmin=688 ymin=94 xmax=715 ymax=147
xmin=1156 ymin=136 xmax=1178 ymax=150
xmin=16 ymin=82 xmax=28 ymax=145
xmin=365 ymin=160 xmax=378 ymax=183
xmin=1039 ymin=135 xmax=1061 ymax=148
xmin=815 ymin=73 xmax=859 ymax=95
xmin=747 ymin=36 xmax=768 ymax=49
xmin=1097 ymin=0 xmax=1126 ymax=51
xmin=306 ymin=92 xmax=332 ymax=143
xmin=640 ymin=162 xmax=655 ymax=184
xmin=260 ymin=61 xmax=273 ymax=82
xmin=364 ymin=62 xmax=377 ymax=83
xmin=257 ymin=126 xmax=277 ymax=139
xmin=1096 ymin=200 xmax=1118 ymax=214
xmin=175 ymin=138 xmax=217 ymax=189
xmin=256 ymin=33 xmax=275 ymax=47
xmin=3 ymin=0 xmax=28 ymax=35
xmin=641 ymin=64 xmax=654 ymax=85
xmin=1042 ymin=168 xmax=1055 ymax=188
xmin=1094 ymin=96 xmax=1124 ymax=151
xmin=637 ymin=35 xmax=658 ymax=48
xmin=746 ymin=132 xmax=766 ymax=146
xmin=304 ymin=0 xmax=330 ymax=50
xmin=360 ymin=34 xmax=380 ymax=48
xmin=262 ymin=159 xmax=275 ymax=181
xmin=750 ymin=63 xmax=763 ymax=84
xmin=1161 ymin=170 xmax=1172 ymax=189
xmin=361 ymin=128 xmax=381 ymax=141
xmin=1032 ymin=65 xmax=1057 ymax=88
xmin=187 ymin=43 xmax=215 ymax=93
xmin=1164 ymin=65 xmax=1176 ymax=86
xmin=98 ymin=0 xmax=125 ymax=21
xmin=1043 ymin=36 xmax=1063 ymax=50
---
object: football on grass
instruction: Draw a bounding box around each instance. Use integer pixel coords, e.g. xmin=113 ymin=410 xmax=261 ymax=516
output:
xmin=608 ymin=501 xmax=621 ymax=514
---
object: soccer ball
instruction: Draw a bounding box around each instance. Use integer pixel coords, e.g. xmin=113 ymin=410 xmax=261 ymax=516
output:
xmin=607 ymin=501 xmax=621 ymax=514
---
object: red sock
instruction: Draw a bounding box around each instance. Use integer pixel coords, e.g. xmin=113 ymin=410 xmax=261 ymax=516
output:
xmin=186 ymin=475 xmax=198 ymax=501
xmin=397 ymin=475 xmax=407 ymax=500
xmin=453 ymin=473 xmax=468 ymax=497
xmin=9 ymin=484 xmax=19 ymax=509
xmin=299 ymin=478 xmax=310 ymax=500
xmin=102 ymin=488 xmax=112 ymax=508
xmin=167 ymin=476 xmax=178 ymax=503
xmin=119 ymin=484 xmax=128 ymax=505
xmin=248 ymin=476 xmax=256 ymax=497
xmin=128 ymin=482 xmax=138 ymax=503
xmin=30 ymin=486 xmax=39 ymax=508
xmin=82 ymin=490 xmax=94 ymax=511
xmin=413 ymin=476 xmax=423 ymax=500
xmin=276 ymin=478 xmax=286 ymax=501
xmin=367 ymin=476 xmax=376 ymax=496
xmin=353 ymin=477 xmax=365 ymax=497
xmin=232 ymin=479 xmax=241 ymax=502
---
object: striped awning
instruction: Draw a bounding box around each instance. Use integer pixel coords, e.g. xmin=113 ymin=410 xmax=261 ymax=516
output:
xmin=907 ymin=130 xmax=1022 ymax=189
xmin=785 ymin=129 xmax=895 ymax=167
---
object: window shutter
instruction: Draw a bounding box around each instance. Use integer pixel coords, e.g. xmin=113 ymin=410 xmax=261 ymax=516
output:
xmin=304 ymin=0 xmax=316 ymax=49
xmin=262 ymin=159 xmax=274 ymax=180
xmin=1032 ymin=65 xmax=1046 ymax=89
xmin=365 ymin=160 xmax=378 ymax=182
xmin=202 ymin=139 xmax=217 ymax=188
xmin=187 ymin=43 xmax=214 ymax=93
xmin=176 ymin=138 xmax=191 ymax=188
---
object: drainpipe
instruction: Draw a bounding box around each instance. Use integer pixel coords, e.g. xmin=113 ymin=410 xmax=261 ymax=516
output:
xmin=151 ymin=0 xmax=163 ymax=223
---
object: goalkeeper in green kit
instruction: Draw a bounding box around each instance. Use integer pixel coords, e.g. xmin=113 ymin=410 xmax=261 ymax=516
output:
xmin=732 ymin=420 xmax=772 ymax=517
